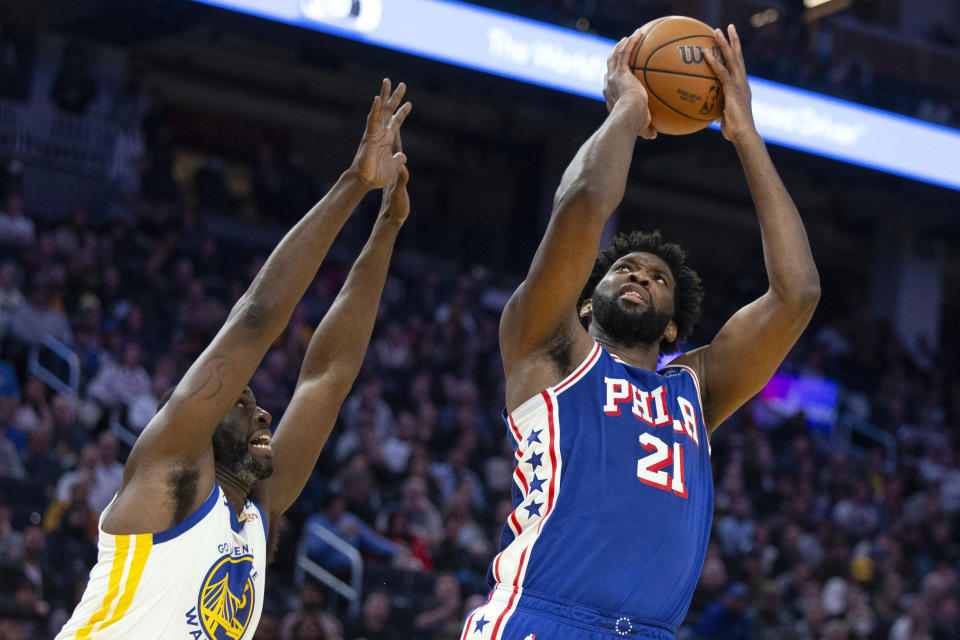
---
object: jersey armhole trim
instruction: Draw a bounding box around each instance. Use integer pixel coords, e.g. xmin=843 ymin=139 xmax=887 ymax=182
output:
xmin=152 ymin=484 xmax=220 ymax=544
xmin=506 ymin=342 xmax=603 ymax=423
xmin=660 ymin=363 xmax=710 ymax=449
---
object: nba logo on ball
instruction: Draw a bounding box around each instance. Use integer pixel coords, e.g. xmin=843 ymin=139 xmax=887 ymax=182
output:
xmin=300 ymin=0 xmax=383 ymax=32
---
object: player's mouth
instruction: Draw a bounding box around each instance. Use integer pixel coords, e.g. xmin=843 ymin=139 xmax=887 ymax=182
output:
xmin=618 ymin=285 xmax=648 ymax=305
xmin=248 ymin=430 xmax=273 ymax=457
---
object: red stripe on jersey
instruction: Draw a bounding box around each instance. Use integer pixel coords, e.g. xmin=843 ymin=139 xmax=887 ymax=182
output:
xmin=507 ymin=413 xmax=523 ymax=445
xmin=460 ymin=589 xmax=496 ymax=640
xmin=491 ymin=586 xmax=520 ymax=640
xmin=509 ymin=510 xmax=522 ymax=536
xmin=513 ymin=465 xmax=529 ymax=494
xmin=512 ymin=548 xmax=528 ymax=587
xmin=555 ymin=343 xmax=601 ymax=393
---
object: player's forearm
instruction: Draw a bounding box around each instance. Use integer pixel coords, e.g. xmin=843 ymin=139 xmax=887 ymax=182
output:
xmin=553 ymin=99 xmax=645 ymax=223
xmin=231 ymin=169 xmax=372 ymax=336
xmin=296 ymin=218 xmax=400 ymax=394
xmin=734 ymin=132 xmax=820 ymax=304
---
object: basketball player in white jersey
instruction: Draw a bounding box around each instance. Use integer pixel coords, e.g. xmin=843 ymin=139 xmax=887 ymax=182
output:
xmin=55 ymin=79 xmax=412 ymax=640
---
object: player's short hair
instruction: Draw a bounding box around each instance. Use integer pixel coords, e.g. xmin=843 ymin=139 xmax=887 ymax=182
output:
xmin=578 ymin=230 xmax=703 ymax=354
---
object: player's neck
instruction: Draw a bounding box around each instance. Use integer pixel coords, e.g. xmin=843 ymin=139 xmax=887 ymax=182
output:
xmin=593 ymin=335 xmax=660 ymax=371
xmin=215 ymin=468 xmax=252 ymax=514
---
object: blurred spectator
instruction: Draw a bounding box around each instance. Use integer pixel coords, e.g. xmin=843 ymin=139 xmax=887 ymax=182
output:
xmin=52 ymin=444 xmax=100 ymax=514
xmin=411 ymin=573 xmax=462 ymax=640
xmin=0 ymin=495 xmax=23 ymax=563
xmin=14 ymin=376 xmax=50 ymax=434
xmin=49 ymin=394 xmax=88 ymax=465
xmin=8 ymin=273 xmax=73 ymax=347
xmin=303 ymin=493 xmax=400 ymax=578
xmin=694 ymin=582 xmax=753 ymax=640
xmin=86 ymin=341 xmax=151 ymax=409
xmin=90 ymin=430 xmax=122 ymax=512
xmin=0 ymin=262 xmax=24 ymax=338
xmin=0 ymin=194 xmax=34 ymax=247
xmin=344 ymin=591 xmax=405 ymax=640
xmin=280 ymin=580 xmax=343 ymax=640
xmin=45 ymin=499 xmax=98 ymax=601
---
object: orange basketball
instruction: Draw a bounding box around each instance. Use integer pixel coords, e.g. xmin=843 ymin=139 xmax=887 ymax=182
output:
xmin=630 ymin=16 xmax=723 ymax=135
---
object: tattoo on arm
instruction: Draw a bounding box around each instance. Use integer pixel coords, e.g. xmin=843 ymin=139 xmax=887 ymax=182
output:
xmin=183 ymin=355 xmax=234 ymax=402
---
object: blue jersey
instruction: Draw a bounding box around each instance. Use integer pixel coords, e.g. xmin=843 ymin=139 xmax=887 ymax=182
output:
xmin=467 ymin=343 xmax=713 ymax=639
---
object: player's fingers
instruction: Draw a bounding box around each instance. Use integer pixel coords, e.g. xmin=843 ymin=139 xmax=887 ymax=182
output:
xmin=366 ymin=95 xmax=382 ymax=130
xmin=380 ymin=78 xmax=391 ymax=107
xmin=610 ymin=37 xmax=629 ymax=72
xmin=623 ymin=28 xmax=643 ymax=69
xmin=387 ymin=81 xmax=407 ymax=114
xmin=392 ymin=151 xmax=407 ymax=165
xmin=640 ymin=124 xmax=657 ymax=140
xmin=728 ymin=24 xmax=745 ymax=73
xmin=388 ymin=102 xmax=413 ymax=132
xmin=397 ymin=164 xmax=409 ymax=186
xmin=703 ymin=48 xmax=730 ymax=83
xmin=713 ymin=28 xmax=734 ymax=67
xmin=392 ymin=129 xmax=403 ymax=154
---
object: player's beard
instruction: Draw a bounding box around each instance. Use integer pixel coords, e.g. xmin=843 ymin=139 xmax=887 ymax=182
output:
xmin=212 ymin=425 xmax=273 ymax=486
xmin=591 ymin=289 xmax=673 ymax=347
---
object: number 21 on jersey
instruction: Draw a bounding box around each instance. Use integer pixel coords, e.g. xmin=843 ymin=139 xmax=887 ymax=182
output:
xmin=637 ymin=433 xmax=688 ymax=498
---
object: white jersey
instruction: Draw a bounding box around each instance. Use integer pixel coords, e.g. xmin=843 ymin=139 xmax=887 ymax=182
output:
xmin=55 ymin=484 xmax=267 ymax=640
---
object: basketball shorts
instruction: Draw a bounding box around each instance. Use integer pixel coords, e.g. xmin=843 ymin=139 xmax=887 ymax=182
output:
xmin=460 ymin=585 xmax=676 ymax=640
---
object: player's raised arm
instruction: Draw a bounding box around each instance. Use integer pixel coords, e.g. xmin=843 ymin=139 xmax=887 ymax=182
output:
xmin=258 ymin=161 xmax=411 ymax=517
xmin=112 ymin=80 xmax=411 ymax=521
xmin=500 ymin=30 xmax=656 ymax=396
xmin=678 ymin=26 xmax=820 ymax=430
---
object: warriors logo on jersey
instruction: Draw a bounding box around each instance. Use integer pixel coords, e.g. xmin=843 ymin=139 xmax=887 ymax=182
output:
xmin=198 ymin=554 xmax=256 ymax=640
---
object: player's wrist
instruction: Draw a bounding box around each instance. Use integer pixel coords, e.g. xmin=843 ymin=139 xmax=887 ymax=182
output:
xmin=342 ymin=165 xmax=378 ymax=192
xmin=611 ymin=94 xmax=650 ymax=129
xmin=729 ymin=126 xmax=762 ymax=148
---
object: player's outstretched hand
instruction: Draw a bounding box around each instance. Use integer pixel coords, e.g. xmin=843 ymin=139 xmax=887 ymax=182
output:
xmin=378 ymin=165 xmax=410 ymax=229
xmin=704 ymin=25 xmax=756 ymax=143
xmin=352 ymin=78 xmax=413 ymax=189
xmin=604 ymin=29 xmax=656 ymax=139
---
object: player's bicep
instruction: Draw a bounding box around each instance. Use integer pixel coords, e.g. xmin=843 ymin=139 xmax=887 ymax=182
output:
xmin=697 ymin=292 xmax=816 ymax=429
xmin=500 ymin=200 xmax=608 ymax=360
xmin=131 ymin=321 xmax=272 ymax=464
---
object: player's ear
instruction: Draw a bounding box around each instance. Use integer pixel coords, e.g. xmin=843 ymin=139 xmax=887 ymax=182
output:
xmin=579 ymin=299 xmax=593 ymax=319
xmin=663 ymin=320 xmax=678 ymax=344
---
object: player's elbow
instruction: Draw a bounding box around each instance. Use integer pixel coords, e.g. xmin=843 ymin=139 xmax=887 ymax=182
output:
xmin=783 ymin=278 xmax=820 ymax=315
xmin=298 ymin=366 xmax=355 ymax=405
xmin=229 ymin=295 xmax=281 ymax=335
xmin=553 ymin=179 xmax=618 ymax=223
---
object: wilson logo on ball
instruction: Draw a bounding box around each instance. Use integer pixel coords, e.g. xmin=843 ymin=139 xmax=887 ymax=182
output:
xmin=676 ymin=45 xmax=721 ymax=65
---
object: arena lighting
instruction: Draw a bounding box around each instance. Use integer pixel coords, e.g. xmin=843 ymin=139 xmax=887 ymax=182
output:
xmin=190 ymin=0 xmax=960 ymax=191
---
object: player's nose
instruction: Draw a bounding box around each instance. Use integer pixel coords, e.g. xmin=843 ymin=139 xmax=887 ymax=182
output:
xmin=255 ymin=407 xmax=272 ymax=427
xmin=629 ymin=270 xmax=650 ymax=286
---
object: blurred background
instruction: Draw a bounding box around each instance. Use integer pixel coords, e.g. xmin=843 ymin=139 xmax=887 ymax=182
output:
xmin=0 ymin=0 xmax=958 ymax=638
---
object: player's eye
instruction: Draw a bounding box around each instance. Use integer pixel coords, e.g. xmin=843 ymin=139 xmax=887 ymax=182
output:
xmin=237 ymin=400 xmax=246 ymax=408
xmin=655 ymin=275 xmax=666 ymax=284
xmin=616 ymin=265 xmax=630 ymax=272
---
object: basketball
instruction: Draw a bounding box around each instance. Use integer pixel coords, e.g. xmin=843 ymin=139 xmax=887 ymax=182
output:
xmin=630 ymin=16 xmax=723 ymax=135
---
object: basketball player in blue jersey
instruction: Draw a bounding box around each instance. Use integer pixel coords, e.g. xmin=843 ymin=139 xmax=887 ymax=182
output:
xmin=461 ymin=26 xmax=819 ymax=640
xmin=55 ymin=79 xmax=412 ymax=640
